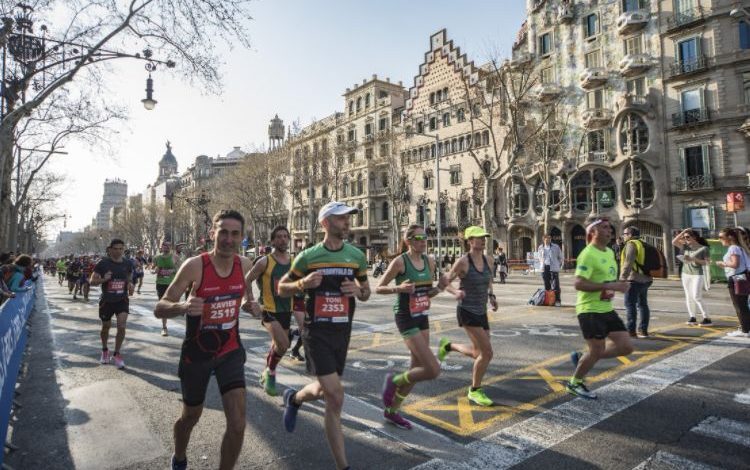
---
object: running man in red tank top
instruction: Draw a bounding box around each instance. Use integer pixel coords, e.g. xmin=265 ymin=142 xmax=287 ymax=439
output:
xmin=155 ymin=210 xmax=261 ymax=470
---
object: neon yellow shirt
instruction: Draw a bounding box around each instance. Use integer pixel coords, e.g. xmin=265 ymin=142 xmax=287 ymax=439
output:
xmin=575 ymin=244 xmax=618 ymax=314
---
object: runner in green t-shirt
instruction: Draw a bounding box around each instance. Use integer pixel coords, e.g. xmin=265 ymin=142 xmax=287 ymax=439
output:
xmin=568 ymin=218 xmax=633 ymax=400
xmin=153 ymin=242 xmax=179 ymax=336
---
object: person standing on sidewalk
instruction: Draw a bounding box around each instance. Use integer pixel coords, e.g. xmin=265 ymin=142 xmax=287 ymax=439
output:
xmin=714 ymin=227 xmax=750 ymax=338
xmin=620 ymin=226 xmax=653 ymax=338
xmin=154 ymin=210 xmax=260 ymax=470
xmin=496 ymin=247 xmax=508 ymax=284
xmin=438 ymin=226 xmax=498 ymax=407
xmin=568 ymin=218 xmax=633 ymax=399
xmin=537 ymin=234 xmax=563 ymax=306
xmin=153 ymin=242 xmax=179 ymax=336
xmin=671 ymin=229 xmax=711 ymax=326
xmin=90 ymin=239 xmax=134 ymax=369
xmin=277 ymin=201 xmax=370 ymax=470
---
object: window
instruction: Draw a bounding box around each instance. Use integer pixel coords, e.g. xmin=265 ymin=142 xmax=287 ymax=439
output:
xmin=365 ymin=93 xmax=371 ymax=108
xmin=619 ymin=113 xmax=649 ymax=155
xmin=682 ymin=145 xmax=710 ymax=180
xmin=677 ymin=37 xmax=701 ymax=72
xmin=348 ymin=153 xmax=355 ymax=164
xmin=509 ymin=178 xmax=529 ymax=216
xmin=624 ymin=35 xmax=642 ymax=55
xmin=429 ymin=92 xmax=435 ymax=105
xmin=586 ymin=129 xmax=607 ymax=159
xmin=322 ymin=185 xmax=328 ymax=199
xmin=539 ymin=32 xmax=552 ymax=55
xmin=571 ymin=171 xmax=592 ymax=212
xmin=482 ymin=131 xmax=490 ymax=146
xmin=741 ymin=21 xmax=750 ymax=50
xmin=365 ymin=148 xmax=373 ymax=159
xmin=585 ymin=13 xmax=599 ymax=39
xmin=423 ymin=171 xmax=434 ymax=190
xmin=416 ymin=121 xmax=424 ymax=134
xmin=436 ymin=90 xmax=443 ymax=102
xmin=459 ymin=200 xmax=469 ymax=222
xmin=541 ymin=66 xmax=555 ymax=83
xmin=357 ymin=174 xmax=363 ymax=195
xmin=450 ymin=165 xmax=461 ymax=185
xmin=429 ymin=117 xmax=437 ymax=131
xmin=337 ymin=134 xmax=343 ymax=145
xmin=743 ymin=72 xmax=750 ymax=104
xmin=348 ymin=129 xmax=355 ymax=142
xmin=585 ymin=50 xmax=601 ymax=69
xmin=622 ymin=0 xmax=643 ymax=12
xmin=378 ymin=117 xmax=387 ymax=131
xmin=686 ymin=206 xmax=714 ymax=230
xmin=457 ymin=108 xmax=466 ymax=122
xmin=356 ymin=97 xmax=362 ymax=111
xmin=680 ymin=88 xmax=702 ymax=116
xmin=378 ymin=90 xmax=388 ymax=99
xmin=348 ymin=101 xmax=353 ymax=114
xmin=365 ymin=123 xmax=372 ymax=136
xmin=624 ymin=161 xmax=654 ymax=208
xmin=442 ymin=112 xmax=450 ymax=127
xmin=381 ymin=172 xmax=388 ymax=188
xmin=593 ymin=169 xmax=616 ymax=211
xmin=382 ymin=201 xmax=389 ymax=221
xmin=587 ymin=89 xmax=604 ymax=108
xmin=379 ymin=144 xmax=388 ymax=157
xmin=626 ymin=76 xmax=646 ymax=96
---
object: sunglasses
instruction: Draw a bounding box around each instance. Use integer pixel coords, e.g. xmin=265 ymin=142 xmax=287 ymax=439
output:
xmin=409 ymin=234 xmax=427 ymax=241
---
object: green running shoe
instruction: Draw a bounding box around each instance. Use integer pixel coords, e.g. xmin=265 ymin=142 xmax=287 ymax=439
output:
xmin=467 ymin=387 xmax=493 ymax=407
xmin=437 ymin=337 xmax=451 ymax=362
xmin=260 ymin=368 xmax=277 ymax=396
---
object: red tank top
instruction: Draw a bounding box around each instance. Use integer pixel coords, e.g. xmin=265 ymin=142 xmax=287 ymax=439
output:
xmin=182 ymin=253 xmax=245 ymax=362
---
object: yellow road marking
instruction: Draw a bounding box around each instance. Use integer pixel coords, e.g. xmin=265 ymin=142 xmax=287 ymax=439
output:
xmin=433 ymin=320 xmax=442 ymax=334
xmin=536 ymin=368 xmax=565 ymax=392
xmin=456 ymin=397 xmax=476 ymax=429
xmin=617 ymin=356 xmax=632 ymax=365
xmin=370 ymin=333 xmax=382 ymax=348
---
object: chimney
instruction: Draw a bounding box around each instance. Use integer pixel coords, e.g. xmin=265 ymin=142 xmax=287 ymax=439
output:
xmin=372 ymin=74 xmax=377 ymax=80
xmin=398 ymin=81 xmax=403 ymax=86
xmin=386 ymin=77 xmax=390 ymax=83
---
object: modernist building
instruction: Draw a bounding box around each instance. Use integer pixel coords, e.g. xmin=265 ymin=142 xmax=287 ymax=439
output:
xmin=94 ymin=178 xmax=127 ymax=230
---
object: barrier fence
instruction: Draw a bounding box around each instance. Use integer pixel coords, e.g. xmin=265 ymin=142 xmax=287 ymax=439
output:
xmin=0 ymin=277 xmax=37 ymax=465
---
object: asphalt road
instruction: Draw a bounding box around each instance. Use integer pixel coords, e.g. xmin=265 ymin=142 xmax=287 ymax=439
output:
xmin=5 ymin=270 xmax=749 ymax=470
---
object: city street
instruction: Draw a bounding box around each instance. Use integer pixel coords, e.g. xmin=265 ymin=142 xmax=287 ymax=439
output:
xmin=5 ymin=271 xmax=749 ymax=469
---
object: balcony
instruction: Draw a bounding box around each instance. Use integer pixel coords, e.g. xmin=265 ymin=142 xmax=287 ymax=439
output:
xmin=666 ymin=6 xmax=704 ymax=34
xmin=617 ymin=94 xmax=652 ymax=114
xmin=671 ymin=108 xmax=710 ymax=128
xmin=619 ymin=54 xmax=651 ymax=77
xmin=345 ymin=140 xmax=358 ymax=150
xmin=582 ymin=151 xmax=614 ymax=164
xmin=510 ymin=52 xmax=532 ymax=69
xmin=668 ymin=57 xmax=708 ymax=79
xmin=377 ymin=129 xmax=390 ymax=140
xmin=557 ymin=5 xmax=574 ymax=23
xmin=675 ymin=174 xmax=713 ymax=192
xmin=579 ymin=68 xmax=608 ymax=89
xmin=363 ymin=134 xmax=375 ymax=145
xmin=582 ymin=108 xmax=613 ymax=128
xmin=536 ymin=83 xmax=563 ymax=103
xmin=617 ymin=10 xmax=649 ymax=35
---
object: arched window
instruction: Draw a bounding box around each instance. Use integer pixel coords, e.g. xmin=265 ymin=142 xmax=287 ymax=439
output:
xmin=619 ymin=113 xmax=649 ymax=156
xmin=623 ymin=161 xmax=654 ymax=208
xmin=340 ymin=176 xmax=348 ymax=197
xmin=741 ymin=21 xmax=750 ymax=49
xmin=509 ymin=178 xmax=529 ymax=216
xmin=482 ymin=130 xmax=490 ymax=146
xmin=593 ymin=169 xmax=616 ymax=212
xmin=356 ymin=97 xmax=362 ymax=111
xmin=365 ymin=93 xmax=371 ymax=107
xmin=382 ymin=201 xmax=389 ymax=221
xmin=533 ymin=179 xmax=547 ymax=214
xmin=458 ymin=136 xmax=465 ymax=151
xmin=571 ymin=171 xmax=592 ymax=212
xmin=429 ymin=92 xmax=435 ymax=105
xmin=349 ymin=101 xmax=354 ymax=114
xmin=357 ymin=173 xmax=363 ymax=195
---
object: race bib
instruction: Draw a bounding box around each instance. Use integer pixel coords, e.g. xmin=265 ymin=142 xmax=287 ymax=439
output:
xmin=157 ymin=268 xmax=175 ymax=277
xmin=409 ymin=292 xmax=431 ymax=316
xmin=108 ymin=279 xmax=126 ymax=294
xmin=201 ymin=293 xmax=241 ymax=330
xmin=314 ymin=292 xmax=350 ymax=323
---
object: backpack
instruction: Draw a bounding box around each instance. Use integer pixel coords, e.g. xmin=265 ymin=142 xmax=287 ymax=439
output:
xmin=528 ymin=288 xmax=546 ymax=306
xmin=635 ymin=241 xmax=667 ymax=278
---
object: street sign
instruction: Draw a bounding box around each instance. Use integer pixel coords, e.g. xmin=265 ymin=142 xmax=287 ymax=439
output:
xmin=726 ymin=192 xmax=745 ymax=212
xmin=241 ymin=238 xmax=249 ymax=248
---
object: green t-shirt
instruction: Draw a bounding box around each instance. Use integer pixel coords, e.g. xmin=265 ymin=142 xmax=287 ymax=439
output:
xmin=289 ymin=242 xmax=368 ymax=330
xmin=154 ymin=254 xmax=177 ymax=285
xmin=574 ymin=244 xmax=618 ymax=315
xmin=681 ymin=245 xmax=707 ymax=276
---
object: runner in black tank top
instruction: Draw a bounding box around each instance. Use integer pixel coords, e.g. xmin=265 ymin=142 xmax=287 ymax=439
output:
xmin=439 ymin=226 xmax=498 ymax=407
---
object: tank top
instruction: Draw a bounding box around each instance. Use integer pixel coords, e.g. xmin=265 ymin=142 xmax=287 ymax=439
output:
xmin=258 ymin=254 xmax=292 ymax=313
xmin=182 ymin=253 xmax=245 ymax=363
xmin=458 ymin=254 xmax=491 ymax=316
xmin=393 ymin=253 xmax=433 ymax=316
xmin=154 ymin=254 xmax=177 ymax=285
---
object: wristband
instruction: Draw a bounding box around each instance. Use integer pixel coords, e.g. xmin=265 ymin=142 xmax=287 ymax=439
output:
xmin=297 ymin=279 xmax=305 ymax=292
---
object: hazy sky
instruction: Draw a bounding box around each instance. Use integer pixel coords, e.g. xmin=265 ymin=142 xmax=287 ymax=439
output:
xmin=49 ymin=0 xmax=527 ymax=236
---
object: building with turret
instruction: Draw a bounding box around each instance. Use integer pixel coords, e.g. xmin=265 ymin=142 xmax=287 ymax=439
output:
xmin=95 ymin=179 xmax=127 ymax=230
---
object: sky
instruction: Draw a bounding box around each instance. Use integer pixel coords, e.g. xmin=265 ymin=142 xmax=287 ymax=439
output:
xmin=47 ymin=0 xmax=527 ymax=237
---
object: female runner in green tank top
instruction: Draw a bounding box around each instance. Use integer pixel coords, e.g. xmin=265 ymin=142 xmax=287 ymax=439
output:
xmin=376 ymin=225 xmax=454 ymax=429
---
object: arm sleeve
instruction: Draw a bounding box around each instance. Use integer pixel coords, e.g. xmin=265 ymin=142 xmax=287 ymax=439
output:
xmin=9 ymin=273 xmax=25 ymax=291
xmin=574 ymin=250 xmax=594 ymax=280
xmin=93 ymin=260 xmax=106 ymax=276
xmin=620 ymin=243 xmax=635 ymax=279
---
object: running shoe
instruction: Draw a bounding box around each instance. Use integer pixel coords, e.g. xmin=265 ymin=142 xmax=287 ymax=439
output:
xmin=113 ymin=354 xmax=125 ymax=370
xmin=289 ymin=350 xmax=305 ymax=362
xmin=570 ymin=351 xmax=581 ymax=368
xmin=699 ymin=318 xmax=712 ymax=326
xmin=260 ymin=368 xmax=277 ymax=396
xmin=382 ymin=373 xmax=397 ymax=408
xmin=467 ymin=388 xmax=493 ymax=407
xmin=99 ymin=350 xmax=110 ymax=364
xmin=384 ymin=410 xmax=413 ymax=430
xmin=637 ymin=328 xmax=649 ymax=338
xmin=566 ymin=381 xmax=597 ymax=399
xmin=437 ymin=337 xmax=451 ymax=362
xmin=283 ymin=388 xmax=300 ymax=432
xmin=554 ymin=301 xmax=561 ymax=307
xmin=687 ymin=317 xmax=697 ymax=325
xmin=161 ymin=328 xmax=168 ymax=337
xmin=726 ymin=329 xmax=750 ymax=338
xmin=628 ymin=330 xmax=637 ymax=338
xmin=170 ymin=454 xmax=187 ymax=470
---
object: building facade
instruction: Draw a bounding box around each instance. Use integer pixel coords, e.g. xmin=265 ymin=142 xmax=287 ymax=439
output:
xmin=95 ymin=178 xmax=127 ymax=230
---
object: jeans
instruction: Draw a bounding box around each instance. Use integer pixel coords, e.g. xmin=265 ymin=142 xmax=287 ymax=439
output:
xmin=625 ymin=280 xmax=652 ymax=332
xmin=542 ymin=266 xmax=561 ymax=303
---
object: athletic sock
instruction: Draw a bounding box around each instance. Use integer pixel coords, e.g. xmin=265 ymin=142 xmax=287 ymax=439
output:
xmin=392 ymin=372 xmax=411 ymax=386
xmin=266 ymin=348 xmax=283 ymax=371
xmin=470 ymin=386 xmax=480 ymax=392
xmin=445 ymin=342 xmax=452 ymax=352
xmin=569 ymin=377 xmax=583 ymax=386
xmin=392 ymin=391 xmax=408 ymax=410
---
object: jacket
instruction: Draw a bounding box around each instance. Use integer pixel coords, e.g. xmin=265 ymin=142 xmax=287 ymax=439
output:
xmin=537 ymin=243 xmax=563 ymax=272
xmin=619 ymin=239 xmax=652 ymax=283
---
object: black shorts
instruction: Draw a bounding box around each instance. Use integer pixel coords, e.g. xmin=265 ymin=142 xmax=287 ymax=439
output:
xmin=99 ymin=299 xmax=129 ymax=322
xmin=134 ymin=272 xmax=144 ymax=279
xmin=156 ymin=284 xmax=169 ymax=300
xmin=178 ymin=348 xmax=246 ymax=407
xmin=67 ymin=274 xmax=79 ymax=282
xmin=261 ymin=311 xmax=292 ymax=330
xmin=395 ymin=312 xmax=430 ymax=338
xmin=577 ymin=311 xmax=627 ymax=340
xmin=456 ymin=307 xmax=490 ymax=330
xmin=303 ymin=328 xmax=351 ymax=377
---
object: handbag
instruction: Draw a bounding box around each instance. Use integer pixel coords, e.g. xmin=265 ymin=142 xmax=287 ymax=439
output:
xmin=731 ymin=250 xmax=750 ymax=295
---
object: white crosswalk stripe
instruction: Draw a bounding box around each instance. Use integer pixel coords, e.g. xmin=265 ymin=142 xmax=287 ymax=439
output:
xmin=631 ymin=451 xmax=722 ymax=470
xmin=691 ymin=416 xmax=750 ymax=448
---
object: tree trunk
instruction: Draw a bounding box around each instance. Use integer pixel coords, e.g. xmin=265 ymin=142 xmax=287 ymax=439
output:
xmin=481 ymin=180 xmax=495 ymax=257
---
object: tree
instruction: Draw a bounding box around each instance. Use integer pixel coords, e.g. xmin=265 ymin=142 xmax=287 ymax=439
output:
xmin=0 ymin=0 xmax=253 ymax=248
xmin=379 ymin=127 xmax=414 ymax=253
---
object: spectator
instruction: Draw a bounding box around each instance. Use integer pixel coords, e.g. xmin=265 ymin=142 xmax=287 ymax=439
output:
xmin=715 ymin=227 xmax=750 ymax=338
xmin=620 ymin=226 xmax=652 ymax=338
xmin=8 ymin=255 xmax=33 ymax=292
xmin=671 ymin=229 xmax=711 ymax=326
xmin=443 ymin=253 xmax=450 ymax=270
xmin=0 ymin=264 xmax=16 ymax=305
xmin=496 ymin=247 xmax=508 ymax=284
xmin=537 ymin=234 xmax=564 ymax=306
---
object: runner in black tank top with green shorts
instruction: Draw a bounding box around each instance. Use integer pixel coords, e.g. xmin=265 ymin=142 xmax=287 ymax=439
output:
xmin=376 ymin=225 xmax=454 ymax=429
xmin=439 ymin=226 xmax=498 ymax=407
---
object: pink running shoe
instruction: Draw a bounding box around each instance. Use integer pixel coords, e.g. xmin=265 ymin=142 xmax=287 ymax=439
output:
xmin=100 ymin=350 xmax=110 ymax=364
xmin=382 ymin=373 xmax=397 ymax=408
xmin=113 ymin=354 xmax=125 ymax=370
xmin=384 ymin=411 xmax=412 ymax=430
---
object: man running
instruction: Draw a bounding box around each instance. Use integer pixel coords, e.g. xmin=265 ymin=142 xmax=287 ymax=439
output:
xmin=567 ymin=218 xmax=633 ymax=399
xmin=278 ymin=201 xmax=370 ymax=470
xmin=68 ymin=256 xmax=83 ymax=299
xmin=153 ymin=242 xmax=179 ymax=336
xmin=134 ymin=249 xmax=146 ymax=294
xmin=80 ymin=255 xmax=94 ymax=301
xmin=244 ymin=226 xmax=294 ymax=396
xmin=154 ymin=210 xmax=260 ymax=470
xmin=90 ymin=239 xmax=134 ymax=369
xmin=56 ymin=257 xmax=66 ymax=285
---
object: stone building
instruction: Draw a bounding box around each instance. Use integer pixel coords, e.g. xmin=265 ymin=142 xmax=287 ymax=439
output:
xmin=95 ymin=178 xmax=127 ymax=230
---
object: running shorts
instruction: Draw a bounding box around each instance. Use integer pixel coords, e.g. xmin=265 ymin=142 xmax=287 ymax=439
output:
xmin=156 ymin=284 xmax=169 ymax=300
xmin=178 ymin=348 xmax=246 ymax=407
xmin=456 ymin=306 xmax=490 ymax=330
xmin=99 ymin=299 xmax=129 ymax=322
xmin=302 ymin=328 xmax=350 ymax=377
xmin=261 ymin=311 xmax=292 ymax=330
xmin=394 ymin=312 xmax=429 ymax=338
xmin=577 ymin=311 xmax=626 ymax=340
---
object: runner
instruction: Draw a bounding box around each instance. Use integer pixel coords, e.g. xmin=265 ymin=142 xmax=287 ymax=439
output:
xmin=134 ymin=249 xmax=146 ymax=294
xmin=376 ymin=224 xmax=452 ymax=429
xmin=567 ymin=217 xmax=633 ymax=399
xmin=89 ymin=239 xmax=134 ymax=369
xmin=278 ymin=201 xmax=370 ymax=470
xmin=244 ymin=226 xmax=294 ymax=396
xmin=154 ymin=210 xmax=260 ymax=470
xmin=153 ymin=242 xmax=179 ymax=336
xmin=80 ymin=255 xmax=94 ymax=301
xmin=67 ymin=256 xmax=83 ymax=299
xmin=56 ymin=257 xmax=66 ymax=285
xmin=438 ymin=226 xmax=498 ymax=407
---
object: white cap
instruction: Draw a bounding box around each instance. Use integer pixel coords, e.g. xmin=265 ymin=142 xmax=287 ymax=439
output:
xmin=318 ymin=201 xmax=358 ymax=222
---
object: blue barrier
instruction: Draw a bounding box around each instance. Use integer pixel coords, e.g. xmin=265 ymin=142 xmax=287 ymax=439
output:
xmin=0 ymin=277 xmax=37 ymax=464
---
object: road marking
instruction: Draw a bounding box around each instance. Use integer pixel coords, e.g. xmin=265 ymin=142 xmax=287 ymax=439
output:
xmin=536 ymin=368 xmax=564 ymax=392
xmin=433 ymin=320 xmax=442 ymax=333
xmin=410 ymin=336 xmax=746 ymax=469
xmin=371 ymin=332 xmax=382 ymax=347
xmin=692 ymin=416 xmax=750 ymax=448
xmin=617 ymin=356 xmax=632 ymax=365
xmin=631 ymin=451 xmax=722 ymax=470
xmin=734 ymin=388 xmax=750 ymax=405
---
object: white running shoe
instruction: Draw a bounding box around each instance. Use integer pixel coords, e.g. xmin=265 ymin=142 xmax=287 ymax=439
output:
xmin=113 ymin=354 xmax=125 ymax=369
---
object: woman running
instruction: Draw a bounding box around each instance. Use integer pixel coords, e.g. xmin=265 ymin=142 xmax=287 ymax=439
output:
xmin=377 ymin=225 xmax=450 ymax=429
xmin=438 ymin=226 xmax=498 ymax=407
